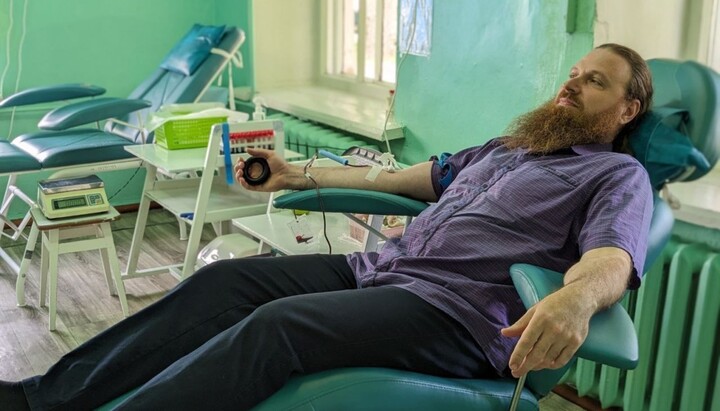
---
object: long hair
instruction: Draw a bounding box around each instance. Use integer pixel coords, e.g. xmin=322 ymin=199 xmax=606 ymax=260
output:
xmin=595 ymin=44 xmax=654 ymax=151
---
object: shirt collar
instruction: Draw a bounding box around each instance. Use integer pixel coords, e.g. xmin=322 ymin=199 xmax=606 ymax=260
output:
xmin=570 ymin=143 xmax=613 ymax=155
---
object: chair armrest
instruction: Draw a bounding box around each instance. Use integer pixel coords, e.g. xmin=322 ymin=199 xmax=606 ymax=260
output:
xmin=38 ymin=97 xmax=152 ymax=131
xmin=273 ymin=188 xmax=429 ymax=216
xmin=509 ymin=263 xmax=639 ymax=370
xmin=645 ymin=194 xmax=674 ymax=273
xmin=0 ymin=83 xmax=105 ymax=108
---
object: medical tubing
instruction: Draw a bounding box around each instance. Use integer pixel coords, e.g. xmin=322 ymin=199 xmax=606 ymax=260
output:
xmin=0 ymin=0 xmax=14 ymax=98
xmin=222 ymin=123 xmax=234 ymax=184
xmin=4 ymin=0 xmax=29 ymax=137
xmin=380 ymin=0 xmax=421 ymax=155
xmin=307 ymin=174 xmax=332 ymax=255
xmin=210 ymin=31 xmax=245 ymax=110
xmin=318 ymin=149 xmax=348 ymax=165
xmin=13 ymin=0 xmax=28 ymax=96
xmin=303 ymin=154 xmax=332 ymax=254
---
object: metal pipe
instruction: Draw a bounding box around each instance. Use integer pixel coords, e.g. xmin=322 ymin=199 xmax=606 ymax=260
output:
xmin=508 ymin=374 xmax=527 ymax=411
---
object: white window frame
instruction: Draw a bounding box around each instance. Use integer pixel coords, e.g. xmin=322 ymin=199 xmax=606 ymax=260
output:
xmin=702 ymin=0 xmax=720 ymax=70
xmin=319 ymin=0 xmax=396 ymax=99
xmin=665 ymin=0 xmax=720 ymax=222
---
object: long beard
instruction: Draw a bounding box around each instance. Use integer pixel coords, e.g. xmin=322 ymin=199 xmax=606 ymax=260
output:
xmin=501 ymin=100 xmax=622 ymax=154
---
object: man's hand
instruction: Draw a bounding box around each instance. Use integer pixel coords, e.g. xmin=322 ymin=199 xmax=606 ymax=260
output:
xmin=234 ymin=148 xmax=307 ymax=192
xmin=501 ymin=284 xmax=593 ymax=378
xmin=501 ymin=247 xmax=633 ymax=378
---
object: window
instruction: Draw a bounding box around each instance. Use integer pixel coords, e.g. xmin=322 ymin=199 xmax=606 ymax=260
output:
xmin=664 ymin=0 xmax=720 ymax=221
xmin=322 ymin=0 xmax=398 ymax=93
xmin=705 ymin=0 xmax=720 ymax=71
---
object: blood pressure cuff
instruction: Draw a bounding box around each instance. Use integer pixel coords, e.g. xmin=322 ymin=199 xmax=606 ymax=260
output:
xmin=430 ymin=152 xmax=455 ymax=198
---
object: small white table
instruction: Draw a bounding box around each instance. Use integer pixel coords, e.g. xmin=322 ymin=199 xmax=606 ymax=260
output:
xmin=121 ymin=145 xmax=270 ymax=281
xmin=16 ymin=207 xmax=129 ymax=331
xmin=231 ymin=158 xmax=392 ymax=257
xmin=232 ymin=209 xmax=363 ymax=256
xmin=122 ymin=120 xmax=299 ymax=280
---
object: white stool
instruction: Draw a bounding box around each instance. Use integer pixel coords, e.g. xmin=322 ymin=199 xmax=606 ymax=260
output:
xmin=16 ymin=207 xmax=129 ymax=331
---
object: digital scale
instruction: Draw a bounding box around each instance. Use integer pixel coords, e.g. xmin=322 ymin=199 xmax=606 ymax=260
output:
xmin=38 ymin=175 xmax=109 ymax=219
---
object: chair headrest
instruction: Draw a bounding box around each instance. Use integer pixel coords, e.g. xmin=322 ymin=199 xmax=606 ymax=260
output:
xmin=645 ymin=59 xmax=720 ymax=182
xmin=629 ymin=108 xmax=711 ymax=190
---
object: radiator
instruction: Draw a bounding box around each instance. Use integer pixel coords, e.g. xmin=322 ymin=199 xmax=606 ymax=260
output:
xmin=561 ymin=238 xmax=720 ymax=410
xmin=267 ymin=113 xmax=379 ymax=159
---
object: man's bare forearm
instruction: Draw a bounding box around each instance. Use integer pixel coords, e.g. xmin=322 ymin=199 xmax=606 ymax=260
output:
xmin=562 ymin=247 xmax=633 ymax=315
xmin=286 ymin=161 xmax=438 ymax=202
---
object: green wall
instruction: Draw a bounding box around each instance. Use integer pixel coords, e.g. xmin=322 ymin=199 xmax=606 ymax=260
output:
xmin=393 ymin=0 xmax=595 ymax=164
xmin=0 ymin=0 xmax=252 ymax=218
xmin=0 ymin=0 xmax=594 ymax=217
xmin=0 ymin=0 xmax=253 ymax=100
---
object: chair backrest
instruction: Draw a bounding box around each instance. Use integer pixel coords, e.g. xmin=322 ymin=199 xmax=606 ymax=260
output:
xmin=106 ymin=27 xmax=245 ymax=144
xmin=645 ymin=59 xmax=720 ymax=182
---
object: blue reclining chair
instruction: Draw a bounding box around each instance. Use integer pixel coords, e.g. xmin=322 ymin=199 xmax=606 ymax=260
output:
xmin=96 ymin=58 xmax=719 ymax=410
xmin=0 ymin=25 xmax=245 ymax=271
xmin=254 ymin=58 xmax=720 ymax=410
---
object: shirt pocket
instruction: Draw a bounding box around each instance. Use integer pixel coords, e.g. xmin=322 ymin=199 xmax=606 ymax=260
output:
xmin=536 ymin=165 xmax=581 ymax=187
xmin=479 ymin=165 xmax=583 ymax=229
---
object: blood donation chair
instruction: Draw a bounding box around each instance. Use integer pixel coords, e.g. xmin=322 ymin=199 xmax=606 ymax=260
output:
xmin=255 ymin=58 xmax=720 ymax=410
xmin=0 ymin=25 xmax=245 ymax=272
xmin=98 ymin=58 xmax=719 ymax=410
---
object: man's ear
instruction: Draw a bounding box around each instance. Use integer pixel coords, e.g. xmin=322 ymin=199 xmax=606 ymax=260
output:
xmin=620 ymin=99 xmax=641 ymax=125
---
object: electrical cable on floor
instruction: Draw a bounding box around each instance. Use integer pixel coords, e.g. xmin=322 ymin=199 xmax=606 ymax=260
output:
xmin=106 ymin=162 xmax=144 ymax=202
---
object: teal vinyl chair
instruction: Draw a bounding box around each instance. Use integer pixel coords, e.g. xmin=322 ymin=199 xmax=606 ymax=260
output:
xmin=0 ymin=25 xmax=245 ymax=268
xmin=252 ymin=58 xmax=720 ymax=411
xmin=0 ymin=26 xmax=244 ymax=169
xmin=259 ymin=193 xmax=669 ymax=411
xmin=97 ymin=59 xmax=718 ymax=410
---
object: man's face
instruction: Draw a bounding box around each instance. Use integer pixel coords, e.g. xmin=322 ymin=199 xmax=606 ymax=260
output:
xmin=554 ymin=48 xmax=636 ymax=138
xmin=503 ymin=48 xmax=643 ymax=154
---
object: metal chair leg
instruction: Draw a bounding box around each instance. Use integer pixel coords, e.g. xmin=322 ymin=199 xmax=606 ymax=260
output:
xmin=508 ymin=374 xmax=527 ymax=411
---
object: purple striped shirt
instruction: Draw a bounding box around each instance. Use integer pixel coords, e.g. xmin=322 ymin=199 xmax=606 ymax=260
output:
xmin=346 ymin=139 xmax=653 ymax=374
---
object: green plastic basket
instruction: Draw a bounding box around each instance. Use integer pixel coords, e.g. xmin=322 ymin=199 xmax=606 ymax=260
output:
xmin=154 ymin=116 xmax=227 ymax=150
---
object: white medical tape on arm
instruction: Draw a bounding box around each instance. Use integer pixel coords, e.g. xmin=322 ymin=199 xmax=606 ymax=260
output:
xmin=365 ymin=166 xmax=382 ymax=182
xmin=364 ymin=153 xmax=399 ymax=182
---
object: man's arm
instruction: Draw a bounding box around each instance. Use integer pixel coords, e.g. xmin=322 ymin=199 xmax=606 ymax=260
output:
xmin=235 ymin=148 xmax=438 ymax=202
xmin=501 ymin=246 xmax=632 ymax=377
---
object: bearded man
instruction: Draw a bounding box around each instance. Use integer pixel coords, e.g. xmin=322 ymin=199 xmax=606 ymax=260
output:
xmin=2 ymin=43 xmax=653 ymax=411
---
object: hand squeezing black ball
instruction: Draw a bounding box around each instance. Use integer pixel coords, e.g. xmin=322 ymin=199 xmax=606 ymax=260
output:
xmin=243 ymin=157 xmax=271 ymax=186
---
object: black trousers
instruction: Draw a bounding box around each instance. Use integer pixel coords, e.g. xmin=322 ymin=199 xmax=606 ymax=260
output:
xmin=23 ymin=254 xmax=494 ymax=410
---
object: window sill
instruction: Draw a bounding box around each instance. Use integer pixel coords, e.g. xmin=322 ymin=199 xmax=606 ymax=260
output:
xmin=668 ymin=167 xmax=720 ymax=230
xmin=239 ymin=85 xmax=404 ymax=142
